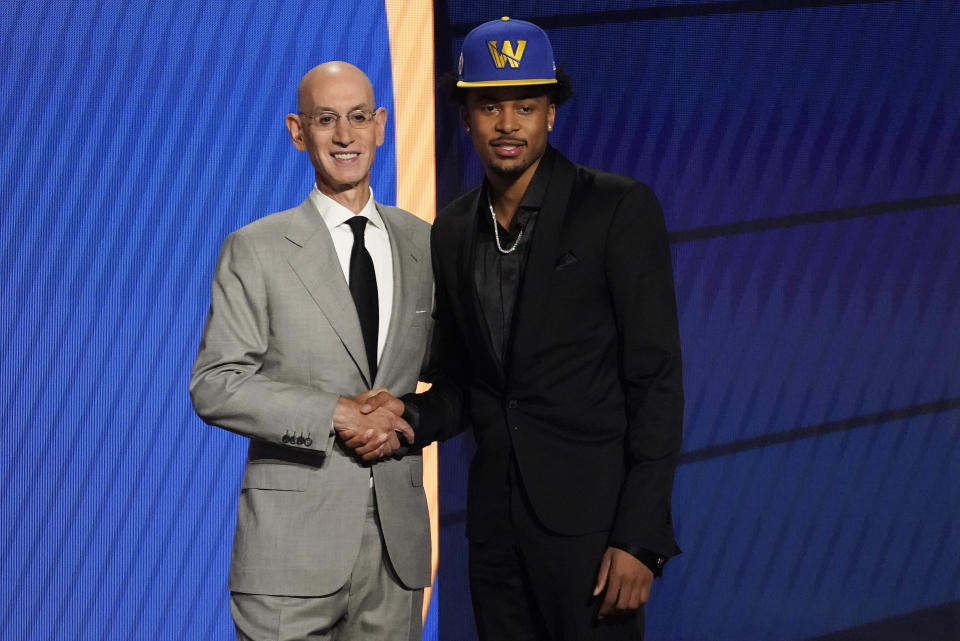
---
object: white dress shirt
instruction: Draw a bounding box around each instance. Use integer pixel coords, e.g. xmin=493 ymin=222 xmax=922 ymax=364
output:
xmin=309 ymin=186 xmax=394 ymax=368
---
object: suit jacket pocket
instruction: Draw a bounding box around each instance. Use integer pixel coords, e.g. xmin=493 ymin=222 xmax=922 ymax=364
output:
xmin=409 ymin=456 xmax=423 ymax=487
xmin=241 ymin=462 xmax=309 ymax=491
xmin=552 ymin=261 xmax=603 ymax=305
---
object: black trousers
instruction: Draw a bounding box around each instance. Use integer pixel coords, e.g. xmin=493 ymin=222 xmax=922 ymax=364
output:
xmin=468 ymin=463 xmax=644 ymax=641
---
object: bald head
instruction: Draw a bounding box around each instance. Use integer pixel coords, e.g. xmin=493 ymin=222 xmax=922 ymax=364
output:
xmin=297 ymin=61 xmax=375 ymax=113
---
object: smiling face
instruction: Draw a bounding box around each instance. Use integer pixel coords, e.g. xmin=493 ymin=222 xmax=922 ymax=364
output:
xmin=462 ymin=86 xmax=556 ymax=184
xmin=286 ymin=62 xmax=386 ymax=205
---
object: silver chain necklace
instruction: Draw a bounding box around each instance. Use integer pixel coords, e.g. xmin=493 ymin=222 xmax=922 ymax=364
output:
xmin=487 ymin=192 xmax=523 ymax=254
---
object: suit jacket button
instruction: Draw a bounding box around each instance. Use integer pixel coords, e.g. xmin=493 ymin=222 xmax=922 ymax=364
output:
xmin=304 ymin=437 xmax=313 ymax=447
xmin=507 ymin=400 xmax=518 ymax=409
xmin=296 ymin=435 xmax=305 ymax=445
xmin=281 ymin=434 xmax=290 ymax=444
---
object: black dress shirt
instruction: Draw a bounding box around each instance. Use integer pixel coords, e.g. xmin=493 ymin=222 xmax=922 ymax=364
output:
xmin=472 ymin=150 xmax=552 ymax=366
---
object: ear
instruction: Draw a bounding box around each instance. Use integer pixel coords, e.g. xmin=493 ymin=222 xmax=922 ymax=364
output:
xmin=374 ymin=107 xmax=387 ymax=147
xmin=286 ymin=113 xmax=307 ymax=151
xmin=460 ymin=105 xmax=471 ymax=134
xmin=547 ymin=103 xmax=556 ymax=132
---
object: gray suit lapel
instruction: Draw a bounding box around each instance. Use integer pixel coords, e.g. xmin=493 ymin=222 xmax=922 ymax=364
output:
xmin=285 ymin=199 xmax=371 ymax=384
xmin=376 ymin=204 xmax=426 ymax=387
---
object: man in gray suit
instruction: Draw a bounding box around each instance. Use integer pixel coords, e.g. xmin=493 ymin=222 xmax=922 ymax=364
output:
xmin=190 ymin=62 xmax=433 ymax=641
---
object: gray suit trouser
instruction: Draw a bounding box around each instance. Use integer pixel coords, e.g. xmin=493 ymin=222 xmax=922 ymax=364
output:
xmin=230 ymin=489 xmax=423 ymax=641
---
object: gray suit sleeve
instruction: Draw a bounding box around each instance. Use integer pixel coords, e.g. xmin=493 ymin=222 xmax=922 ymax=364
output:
xmin=190 ymin=231 xmax=338 ymax=455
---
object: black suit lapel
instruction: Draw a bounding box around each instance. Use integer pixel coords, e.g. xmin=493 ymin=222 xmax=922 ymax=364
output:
xmin=508 ymin=154 xmax=577 ymax=380
xmin=447 ymin=189 xmax=507 ymax=387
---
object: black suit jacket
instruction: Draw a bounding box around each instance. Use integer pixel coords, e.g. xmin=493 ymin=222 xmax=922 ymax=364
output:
xmin=416 ymin=148 xmax=683 ymax=559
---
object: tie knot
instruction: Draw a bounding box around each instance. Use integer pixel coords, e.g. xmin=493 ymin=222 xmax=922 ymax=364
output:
xmin=345 ymin=216 xmax=368 ymax=240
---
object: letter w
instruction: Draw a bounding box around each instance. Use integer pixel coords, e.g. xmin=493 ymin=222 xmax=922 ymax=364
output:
xmin=487 ymin=40 xmax=527 ymax=69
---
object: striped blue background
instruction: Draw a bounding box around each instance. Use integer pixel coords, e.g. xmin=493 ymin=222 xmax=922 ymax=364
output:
xmin=435 ymin=1 xmax=960 ymax=640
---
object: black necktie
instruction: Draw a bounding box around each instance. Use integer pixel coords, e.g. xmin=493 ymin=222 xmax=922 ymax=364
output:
xmin=345 ymin=216 xmax=378 ymax=383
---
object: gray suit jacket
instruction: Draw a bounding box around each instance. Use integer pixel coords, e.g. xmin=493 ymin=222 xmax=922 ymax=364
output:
xmin=190 ymin=196 xmax=434 ymax=596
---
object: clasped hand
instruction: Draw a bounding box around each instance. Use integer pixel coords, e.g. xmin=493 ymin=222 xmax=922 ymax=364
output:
xmin=333 ymin=389 xmax=409 ymax=462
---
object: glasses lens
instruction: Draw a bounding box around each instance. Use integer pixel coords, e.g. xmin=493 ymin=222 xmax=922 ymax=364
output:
xmin=348 ymin=111 xmax=372 ymax=128
xmin=303 ymin=113 xmax=336 ymax=129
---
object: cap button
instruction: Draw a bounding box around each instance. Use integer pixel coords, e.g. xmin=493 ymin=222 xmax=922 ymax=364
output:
xmin=501 ymin=16 xmax=510 ymax=21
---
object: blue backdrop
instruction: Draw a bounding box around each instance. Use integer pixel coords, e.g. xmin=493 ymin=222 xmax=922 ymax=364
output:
xmin=433 ymin=1 xmax=960 ymax=640
xmin=3 ymin=1 xmax=959 ymax=641
xmin=1 ymin=2 xmax=407 ymax=639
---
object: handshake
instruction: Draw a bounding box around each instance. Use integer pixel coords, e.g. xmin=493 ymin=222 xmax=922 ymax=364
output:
xmin=332 ymin=390 xmax=410 ymax=462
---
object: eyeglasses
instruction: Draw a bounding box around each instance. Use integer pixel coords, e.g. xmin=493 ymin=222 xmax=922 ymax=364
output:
xmin=298 ymin=109 xmax=379 ymax=130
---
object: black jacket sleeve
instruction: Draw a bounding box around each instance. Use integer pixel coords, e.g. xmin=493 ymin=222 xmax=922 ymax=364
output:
xmin=604 ymin=183 xmax=684 ymax=558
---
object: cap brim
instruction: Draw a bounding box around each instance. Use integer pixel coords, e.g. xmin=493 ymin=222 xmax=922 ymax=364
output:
xmin=456 ymin=78 xmax=558 ymax=88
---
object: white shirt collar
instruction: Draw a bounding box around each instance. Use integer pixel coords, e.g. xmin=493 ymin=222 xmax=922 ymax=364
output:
xmin=309 ymin=186 xmax=384 ymax=230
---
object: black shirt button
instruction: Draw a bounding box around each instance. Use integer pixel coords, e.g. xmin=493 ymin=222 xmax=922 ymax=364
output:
xmin=507 ymin=400 xmax=518 ymax=409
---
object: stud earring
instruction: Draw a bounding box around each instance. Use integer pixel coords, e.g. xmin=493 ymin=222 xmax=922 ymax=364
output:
xmin=548 ymin=125 xmax=553 ymax=131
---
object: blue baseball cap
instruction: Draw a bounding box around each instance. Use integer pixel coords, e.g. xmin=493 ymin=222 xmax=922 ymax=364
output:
xmin=457 ymin=16 xmax=557 ymax=88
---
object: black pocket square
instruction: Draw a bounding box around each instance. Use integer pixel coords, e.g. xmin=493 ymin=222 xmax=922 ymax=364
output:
xmin=555 ymin=251 xmax=579 ymax=271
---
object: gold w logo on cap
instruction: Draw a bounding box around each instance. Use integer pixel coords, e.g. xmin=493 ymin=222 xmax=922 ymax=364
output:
xmin=487 ymin=40 xmax=527 ymax=68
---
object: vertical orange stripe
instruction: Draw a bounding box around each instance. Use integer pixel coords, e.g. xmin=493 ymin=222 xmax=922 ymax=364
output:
xmin=385 ymin=0 xmax=436 ymax=225
xmin=384 ymin=0 xmax=438 ymax=625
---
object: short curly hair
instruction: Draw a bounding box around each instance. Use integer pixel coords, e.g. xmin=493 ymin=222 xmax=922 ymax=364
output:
xmin=439 ymin=65 xmax=574 ymax=106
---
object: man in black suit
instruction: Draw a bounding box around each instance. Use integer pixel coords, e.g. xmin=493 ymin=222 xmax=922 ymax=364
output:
xmin=366 ymin=16 xmax=683 ymax=641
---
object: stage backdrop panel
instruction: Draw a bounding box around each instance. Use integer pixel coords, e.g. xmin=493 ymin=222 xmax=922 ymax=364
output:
xmin=433 ymin=2 xmax=960 ymax=640
xmin=0 ymin=1 xmax=438 ymax=640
